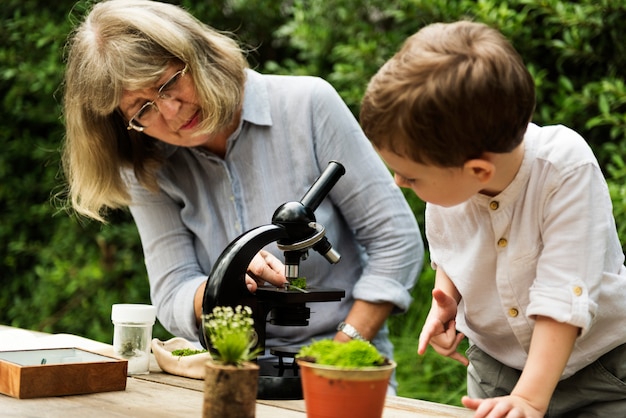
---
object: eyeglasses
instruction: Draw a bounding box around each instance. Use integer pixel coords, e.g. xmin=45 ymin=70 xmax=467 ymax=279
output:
xmin=126 ymin=64 xmax=189 ymax=132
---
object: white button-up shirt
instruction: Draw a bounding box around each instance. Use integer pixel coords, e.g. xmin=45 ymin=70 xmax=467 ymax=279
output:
xmin=427 ymin=123 xmax=626 ymax=378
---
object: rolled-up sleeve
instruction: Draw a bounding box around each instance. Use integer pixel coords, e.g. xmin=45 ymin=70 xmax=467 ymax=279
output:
xmin=527 ymin=163 xmax=608 ymax=336
xmin=308 ymin=78 xmax=423 ymax=313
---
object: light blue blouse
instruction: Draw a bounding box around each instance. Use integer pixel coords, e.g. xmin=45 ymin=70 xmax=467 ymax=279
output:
xmin=126 ymin=70 xmax=423 ymax=359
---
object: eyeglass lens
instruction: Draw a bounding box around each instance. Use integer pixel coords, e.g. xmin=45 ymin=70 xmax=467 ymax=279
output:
xmin=130 ymin=66 xmax=186 ymax=130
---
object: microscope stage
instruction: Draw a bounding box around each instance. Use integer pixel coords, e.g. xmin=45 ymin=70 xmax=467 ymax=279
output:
xmin=255 ymin=286 xmax=345 ymax=304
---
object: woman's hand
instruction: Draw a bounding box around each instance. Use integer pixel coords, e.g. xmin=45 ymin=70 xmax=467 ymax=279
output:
xmin=462 ymin=395 xmax=544 ymax=418
xmin=417 ymin=288 xmax=468 ymax=366
xmin=245 ymin=250 xmax=287 ymax=292
xmin=194 ymin=250 xmax=287 ymax=323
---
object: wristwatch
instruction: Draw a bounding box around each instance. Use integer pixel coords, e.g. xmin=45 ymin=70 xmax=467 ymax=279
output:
xmin=337 ymin=321 xmax=367 ymax=341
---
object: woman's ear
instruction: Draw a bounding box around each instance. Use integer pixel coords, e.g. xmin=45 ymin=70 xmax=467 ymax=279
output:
xmin=463 ymin=158 xmax=495 ymax=184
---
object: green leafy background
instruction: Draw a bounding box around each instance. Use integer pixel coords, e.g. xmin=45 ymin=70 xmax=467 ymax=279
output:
xmin=2 ymin=0 xmax=625 ymax=406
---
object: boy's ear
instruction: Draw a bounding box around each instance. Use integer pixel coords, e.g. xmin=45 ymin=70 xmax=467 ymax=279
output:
xmin=464 ymin=159 xmax=495 ymax=184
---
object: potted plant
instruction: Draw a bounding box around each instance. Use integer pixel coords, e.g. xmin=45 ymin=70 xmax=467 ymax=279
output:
xmin=202 ymin=305 xmax=262 ymax=418
xmin=296 ymin=339 xmax=396 ymax=418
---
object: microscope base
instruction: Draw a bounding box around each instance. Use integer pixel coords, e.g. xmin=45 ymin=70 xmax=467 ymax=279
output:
xmin=256 ymin=354 xmax=302 ymax=400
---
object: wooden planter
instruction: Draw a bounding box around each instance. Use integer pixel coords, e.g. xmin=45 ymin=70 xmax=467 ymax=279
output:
xmin=297 ymin=359 xmax=396 ymax=418
xmin=203 ymin=361 xmax=260 ymax=418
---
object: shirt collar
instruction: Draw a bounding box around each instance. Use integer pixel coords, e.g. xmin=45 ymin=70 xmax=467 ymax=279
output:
xmin=240 ymin=69 xmax=272 ymax=127
xmin=156 ymin=69 xmax=271 ymax=158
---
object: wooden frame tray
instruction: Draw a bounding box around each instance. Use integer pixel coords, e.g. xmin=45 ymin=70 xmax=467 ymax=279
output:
xmin=0 ymin=347 xmax=127 ymax=399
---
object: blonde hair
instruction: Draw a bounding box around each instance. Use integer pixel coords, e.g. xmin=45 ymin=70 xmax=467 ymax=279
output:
xmin=61 ymin=0 xmax=248 ymax=221
xmin=360 ymin=20 xmax=535 ymax=167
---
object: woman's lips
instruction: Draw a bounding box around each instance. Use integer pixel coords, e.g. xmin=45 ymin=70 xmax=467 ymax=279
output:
xmin=180 ymin=111 xmax=200 ymax=130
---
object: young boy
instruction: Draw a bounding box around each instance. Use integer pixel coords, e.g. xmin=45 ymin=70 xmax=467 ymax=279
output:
xmin=360 ymin=20 xmax=626 ymax=417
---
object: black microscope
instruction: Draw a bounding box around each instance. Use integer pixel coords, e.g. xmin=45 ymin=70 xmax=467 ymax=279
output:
xmin=199 ymin=161 xmax=347 ymax=399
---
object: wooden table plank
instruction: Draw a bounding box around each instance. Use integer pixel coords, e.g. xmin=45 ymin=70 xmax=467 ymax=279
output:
xmin=135 ymin=372 xmax=473 ymax=417
xmin=0 ymin=377 xmax=308 ymax=418
xmin=384 ymin=396 xmax=473 ymax=417
xmin=0 ymin=326 xmax=473 ymax=417
xmin=136 ymin=360 xmax=473 ymax=417
xmin=1 ymin=377 xmax=202 ymax=418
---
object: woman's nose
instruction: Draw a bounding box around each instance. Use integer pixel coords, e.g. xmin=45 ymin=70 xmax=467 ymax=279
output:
xmin=156 ymin=97 xmax=182 ymax=120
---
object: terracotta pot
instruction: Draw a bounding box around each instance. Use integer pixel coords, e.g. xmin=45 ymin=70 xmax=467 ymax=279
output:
xmin=297 ymin=359 xmax=396 ymax=418
xmin=203 ymin=361 xmax=260 ymax=418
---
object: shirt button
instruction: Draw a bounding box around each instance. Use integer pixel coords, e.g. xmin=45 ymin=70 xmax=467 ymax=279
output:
xmin=489 ymin=201 xmax=499 ymax=210
xmin=573 ymin=286 xmax=583 ymax=296
xmin=508 ymin=308 xmax=519 ymax=317
xmin=497 ymin=238 xmax=508 ymax=247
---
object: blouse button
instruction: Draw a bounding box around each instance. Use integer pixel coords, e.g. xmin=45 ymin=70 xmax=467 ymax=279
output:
xmin=573 ymin=286 xmax=583 ymax=296
xmin=489 ymin=201 xmax=499 ymax=210
xmin=508 ymin=308 xmax=519 ymax=317
xmin=497 ymin=238 xmax=508 ymax=247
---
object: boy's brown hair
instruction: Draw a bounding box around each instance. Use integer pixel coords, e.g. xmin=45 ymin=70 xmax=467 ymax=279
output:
xmin=360 ymin=20 xmax=536 ymax=167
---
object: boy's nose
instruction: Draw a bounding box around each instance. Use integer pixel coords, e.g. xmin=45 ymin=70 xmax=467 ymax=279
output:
xmin=393 ymin=173 xmax=408 ymax=187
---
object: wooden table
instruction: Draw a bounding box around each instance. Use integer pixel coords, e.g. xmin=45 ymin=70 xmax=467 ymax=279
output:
xmin=0 ymin=326 xmax=473 ymax=417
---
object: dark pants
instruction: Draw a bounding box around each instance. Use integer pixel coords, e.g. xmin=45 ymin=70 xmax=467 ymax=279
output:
xmin=466 ymin=343 xmax=626 ymax=417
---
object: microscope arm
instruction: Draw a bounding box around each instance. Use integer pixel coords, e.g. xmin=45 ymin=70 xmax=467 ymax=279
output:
xmin=200 ymin=223 xmax=288 ymax=348
xmin=199 ymin=160 xmax=346 ymax=348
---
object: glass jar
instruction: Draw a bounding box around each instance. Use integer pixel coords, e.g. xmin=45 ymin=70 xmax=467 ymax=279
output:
xmin=111 ymin=304 xmax=156 ymax=375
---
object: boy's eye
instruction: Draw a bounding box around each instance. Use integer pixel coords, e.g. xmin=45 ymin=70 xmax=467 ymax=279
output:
xmin=395 ymin=173 xmax=416 ymax=185
xmin=400 ymin=174 xmax=414 ymax=183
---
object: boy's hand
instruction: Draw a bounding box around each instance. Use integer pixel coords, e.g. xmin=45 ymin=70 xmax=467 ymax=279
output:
xmin=462 ymin=395 xmax=544 ymax=418
xmin=418 ymin=288 xmax=468 ymax=365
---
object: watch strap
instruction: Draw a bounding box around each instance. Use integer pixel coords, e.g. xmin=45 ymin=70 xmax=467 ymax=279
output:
xmin=337 ymin=321 xmax=367 ymax=341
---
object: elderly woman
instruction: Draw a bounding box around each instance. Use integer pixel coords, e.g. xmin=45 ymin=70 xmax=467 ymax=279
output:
xmin=61 ymin=0 xmax=423 ymax=391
